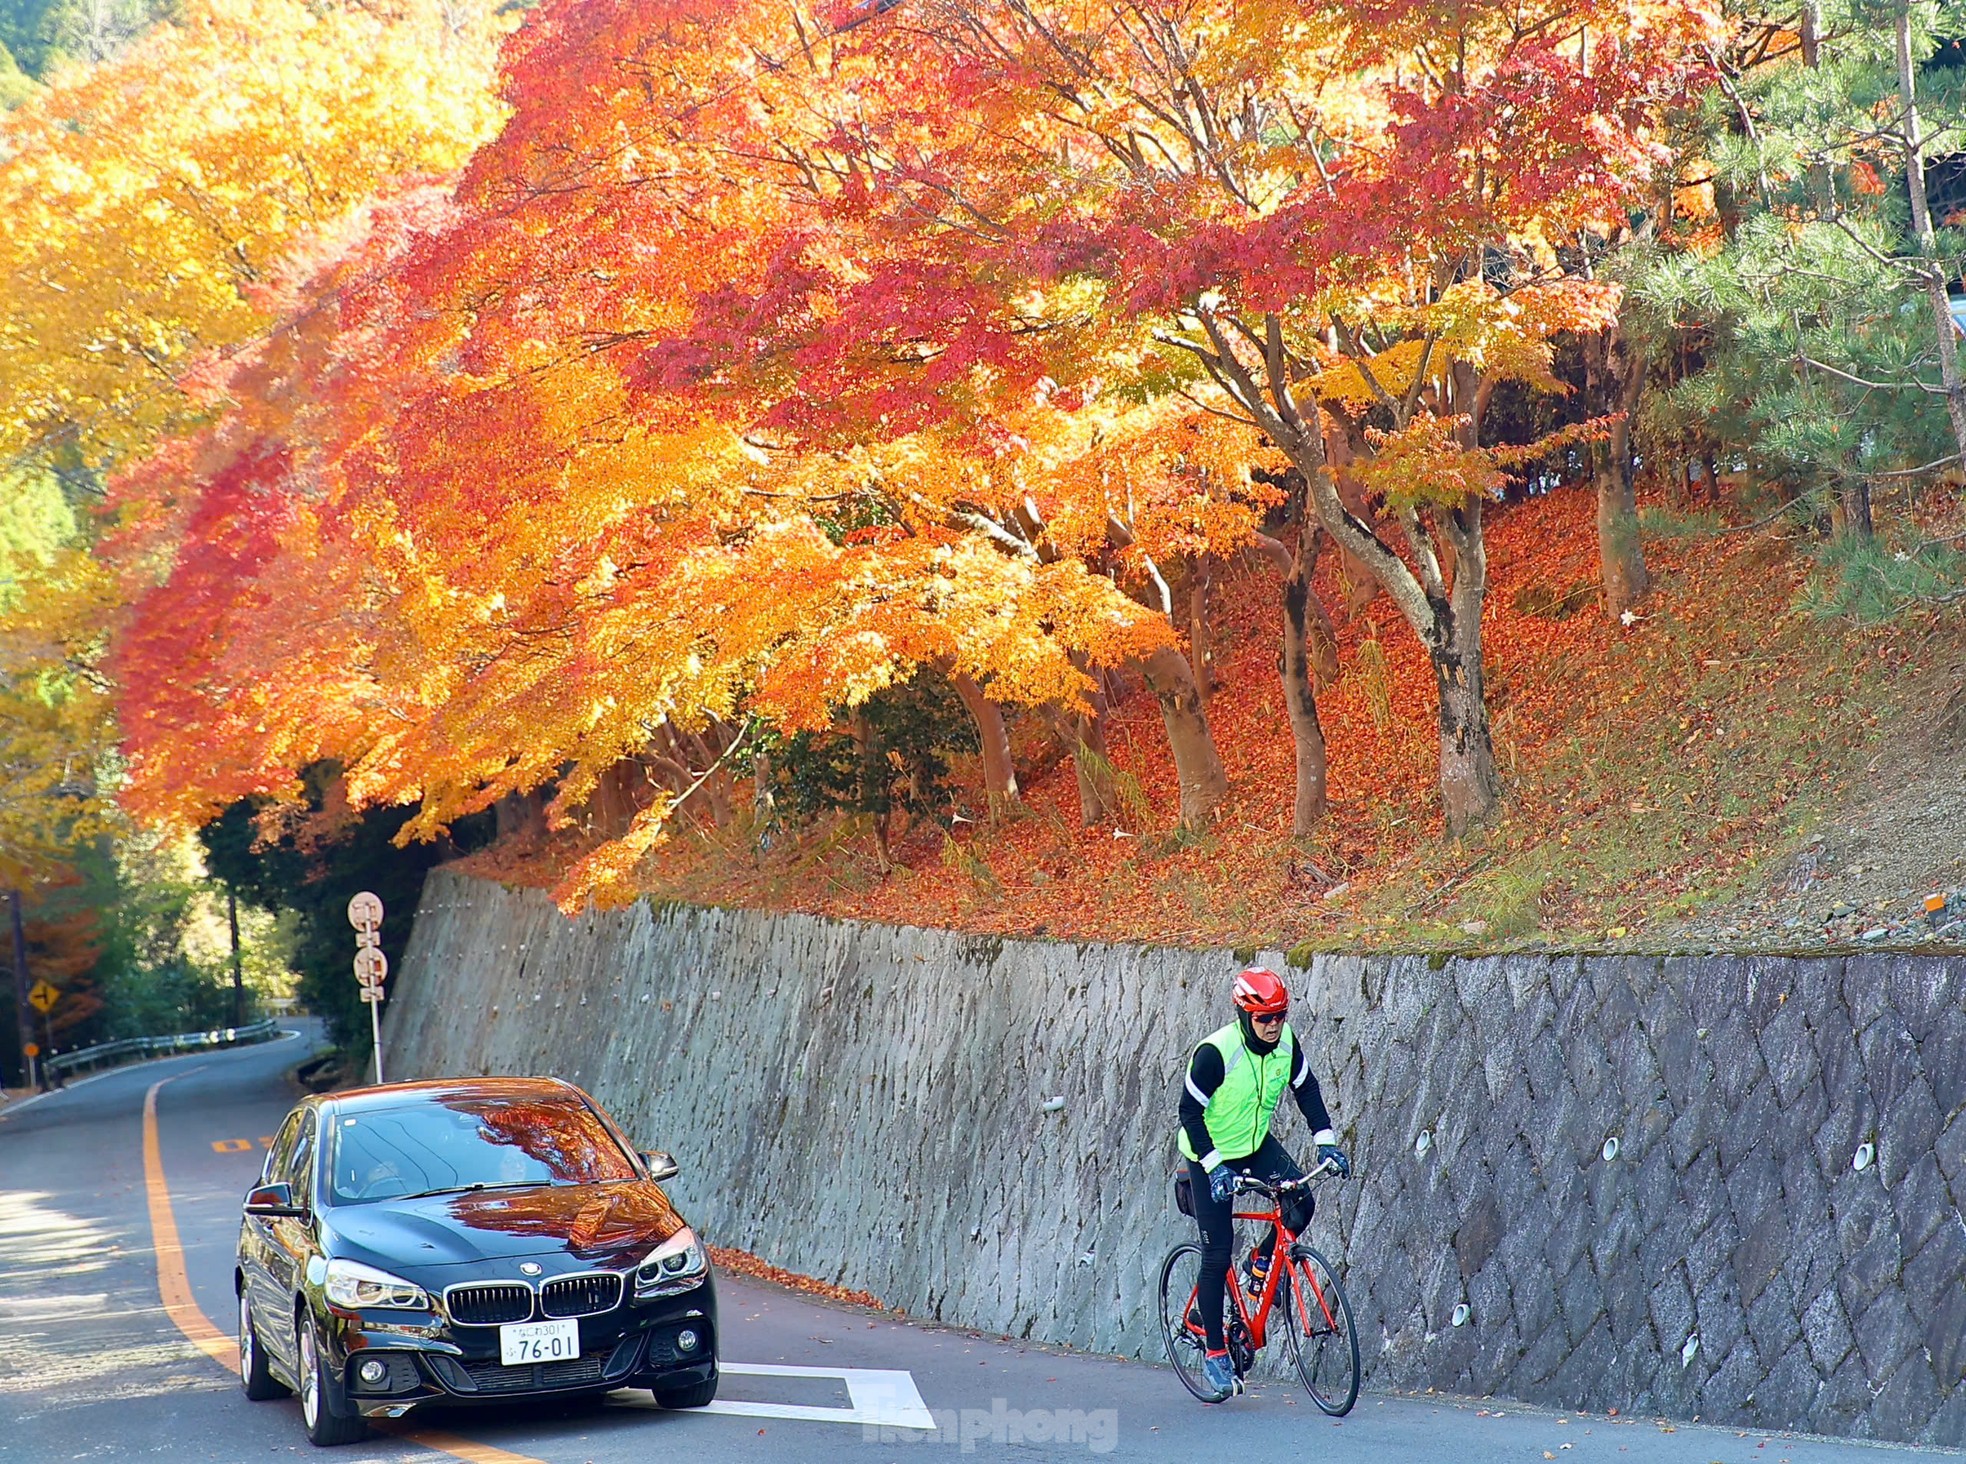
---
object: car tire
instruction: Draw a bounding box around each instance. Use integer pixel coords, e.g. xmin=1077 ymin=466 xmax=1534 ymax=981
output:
xmin=653 ymin=1368 xmax=719 ymax=1410
xmin=239 ymin=1289 xmax=289 ymax=1401
xmin=295 ymin=1309 xmax=367 ymax=1447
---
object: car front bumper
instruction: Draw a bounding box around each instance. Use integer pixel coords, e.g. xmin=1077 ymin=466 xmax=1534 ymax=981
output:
xmin=320 ymin=1273 xmax=719 ymax=1416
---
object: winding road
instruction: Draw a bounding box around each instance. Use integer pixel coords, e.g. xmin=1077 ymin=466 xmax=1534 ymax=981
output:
xmin=0 ymin=1027 xmax=1952 ymax=1463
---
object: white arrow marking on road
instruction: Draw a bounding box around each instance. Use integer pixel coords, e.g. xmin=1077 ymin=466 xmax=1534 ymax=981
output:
xmin=612 ymin=1362 xmax=936 ymax=1430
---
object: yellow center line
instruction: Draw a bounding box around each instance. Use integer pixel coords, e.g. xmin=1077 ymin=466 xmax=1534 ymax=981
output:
xmin=141 ymin=1075 xmax=550 ymax=1464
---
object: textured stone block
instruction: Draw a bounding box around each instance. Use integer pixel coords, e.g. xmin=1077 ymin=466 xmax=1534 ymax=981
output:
xmin=1764 ymin=1012 xmax=1824 ymax=1111
xmin=1919 ymin=1384 xmax=1966 ymax=1449
xmin=1692 ymin=1273 xmax=1747 ymax=1377
xmin=1803 ymin=1284 xmax=1854 ymax=1374
xmin=1879 ymin=1078 xmax=1944 ymax=1190
xmin=1885 ymin=958 xmax=1955 ymax=1041
xmin=1842 ymin=954 xmax=1892 ymax=1033
xmin=1712 ymin=1012 xmax=1770 ymax=1111
xmin=1454 ymin=1188 xmax=1504 ymax=1278
xmin=1921 ymin=1252 xmax=1966 ymax=1386
xmin=1724 ymin=1150 xmax=1784 ymax=1236
xmin=1738 ymin=1198 xmax=1799 ymax=1307
xmin=1744 ymin=1270 xmax=1801 ymax=1360
xmin=1705 ymin=1333 xmax=1764 ymax=1418
xmin=1557 ymin=1255 xmax=1605 ymax=1349
xmin=1925 ymin=1007 xmax=1966 ymax=1117
xmin=1752 ymin=1341 xmax=1823 ymax=1429
xmin=1648 ymin=1265 xmax=1695 ymax=1352
xmin=1547 ymin=1313 xmax=1618 ymax=1408
xmin=1872 ymin=1350 xmax=1944 ymax=1442
xmin=1891 ymin=1153 xmax=1954 ymax=1258
xmin=1651 ymin=1013 xmax=1714 ymax=1113
xmin=1851 ymin=1288 xmax=1919 ymax=1382
xmin=1814 ymin=1099 xmax=1873 ymax=1184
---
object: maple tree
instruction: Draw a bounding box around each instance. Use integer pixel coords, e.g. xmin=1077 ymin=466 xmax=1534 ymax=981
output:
xmin=125 ymin=0 xmax=1950 ymax=940
xmin=602 ymin=0 xmax=1722 ymax=835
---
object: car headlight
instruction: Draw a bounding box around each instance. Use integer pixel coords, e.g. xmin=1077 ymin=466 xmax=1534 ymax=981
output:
xmin=324 ymin=1258 xmax=430 ymax=1310
xmin=633 ymin=1226 xmax=707 ymax=1297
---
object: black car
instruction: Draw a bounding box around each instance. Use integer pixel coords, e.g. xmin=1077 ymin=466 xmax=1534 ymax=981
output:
xmin=235 ymin=1076 xmax=718 ymax=1446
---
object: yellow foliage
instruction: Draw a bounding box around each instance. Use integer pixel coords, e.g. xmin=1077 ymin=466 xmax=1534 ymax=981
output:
xmin=0 ymin=0 xmax=505 ymax=471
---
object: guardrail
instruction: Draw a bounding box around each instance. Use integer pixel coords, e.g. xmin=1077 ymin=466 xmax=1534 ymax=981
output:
xmin=43 ymin=1018 xmax=285 ymax=1081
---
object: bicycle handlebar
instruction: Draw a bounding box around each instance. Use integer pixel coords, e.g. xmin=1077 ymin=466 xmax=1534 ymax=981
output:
xmin=1233 ymin=1156 xmax=1346 ymax=1195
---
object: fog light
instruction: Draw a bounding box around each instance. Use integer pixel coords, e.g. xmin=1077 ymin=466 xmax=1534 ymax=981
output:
xmin=358 ymin=1358 xmax=389 ymax=1385
xmin=676 ymin=1329 xmax=700 ymax=1353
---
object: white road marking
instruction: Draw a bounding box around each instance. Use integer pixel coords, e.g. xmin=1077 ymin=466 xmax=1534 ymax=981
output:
xmin=612 ymin=1362 xmax=937 ymax=1430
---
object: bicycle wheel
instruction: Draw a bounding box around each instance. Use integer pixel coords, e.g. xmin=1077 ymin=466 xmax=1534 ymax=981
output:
xmin=1157 ymin=1243 xmax=1224 ymax=1402
xmin=1280 ymin=1242 xmax=1360 ymax=1415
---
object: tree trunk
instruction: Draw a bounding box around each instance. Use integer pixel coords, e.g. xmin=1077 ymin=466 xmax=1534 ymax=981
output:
xmin=1068 ymin=704 xmax=1117 ymax=826
xmin=1041 ymin=655 xmax=1117 ymax=827
xmin=848 ymin=712 xmax=893 ymax=872
xmin=227 ymin=888 xmax=245 ymax=1028
xmin=949 ymin=672 xmax=1020 ymax=822
xmin=1188 ymin=306 xmax=1502 ymax=833
xmin=1281 ymin=558 xmax=1329 ymax=837
xmin=493 ymin=788 xmax=548 ymax=842
xmin=1304 ymin=439 xmax=1501 ymax=835
xmin=1188 ymin=555 xmax=1214 ymax=703
xmin=1134 ymin=644 xmax=1228 ymax=830
xmin=1832 ymin=481 xmax=1874 ymax=540
xmin=1104 ymin=513 xmax=1228 ymax=829
xmin=1593 ymin=328 xmax=1650 ymax=618
xmin=1324 ymin=429 xmax=1385 ymax=620
xmin=1254 ymin=478 xmax=1339 ymax=836
xmin=1430 ymin=595 xmax=1502 ymax=836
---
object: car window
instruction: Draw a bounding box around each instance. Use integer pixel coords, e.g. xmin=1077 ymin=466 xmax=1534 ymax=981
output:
xmin=289 ymin=1112 xmax=319 ymax=1209
xmin=263 ymin=1111 xmax=303 ymax=1186
xmin=325 ymin=1094 xmax=639 ymax=1205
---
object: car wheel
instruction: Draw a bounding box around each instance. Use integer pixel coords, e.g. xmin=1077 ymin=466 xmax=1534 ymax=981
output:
xmin=653 ymin=1367 xmax=719 ymax=1410
xmin=295 ymin=1310 xmax=367 ymax=1447
xmin=238 ymin=1289 xmax=289 ymax=1401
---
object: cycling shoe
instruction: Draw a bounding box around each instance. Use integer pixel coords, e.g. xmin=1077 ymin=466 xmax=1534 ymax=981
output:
xmin=1201 ymin=1349 xmax=1237 ymax=1401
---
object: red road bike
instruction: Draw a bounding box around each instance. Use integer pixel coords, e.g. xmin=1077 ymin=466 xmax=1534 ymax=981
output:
xmin=1158 ymin=1165 xmax=1360 ymax=1413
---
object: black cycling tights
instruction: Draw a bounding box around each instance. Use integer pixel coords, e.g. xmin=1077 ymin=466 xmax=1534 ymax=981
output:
xmin=1184 ymin=1135 xmax=1315 ymax=1352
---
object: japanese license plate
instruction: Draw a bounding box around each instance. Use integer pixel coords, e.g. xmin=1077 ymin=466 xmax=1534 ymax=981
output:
xmin=499 ymin=1317 xmax=580 ymax=1366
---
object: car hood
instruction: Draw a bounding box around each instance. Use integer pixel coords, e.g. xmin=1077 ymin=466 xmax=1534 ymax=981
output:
xmin=323 ymin=1181 xmax=686 ymax=1272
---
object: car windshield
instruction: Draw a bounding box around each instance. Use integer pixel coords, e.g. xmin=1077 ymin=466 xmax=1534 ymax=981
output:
xmin=325 ymin=1093 xmax=639 ymax=1205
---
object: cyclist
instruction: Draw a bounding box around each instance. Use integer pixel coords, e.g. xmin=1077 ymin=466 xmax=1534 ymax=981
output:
xmin=1177 ymin=967 xmax=1349 ymax=1401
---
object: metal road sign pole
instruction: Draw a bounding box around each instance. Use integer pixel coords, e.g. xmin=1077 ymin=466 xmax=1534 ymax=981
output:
xmin=369 ymin=991 xmax=384 ymax=1084
xmin=348 ymin=893 xmax=386 ymax=1085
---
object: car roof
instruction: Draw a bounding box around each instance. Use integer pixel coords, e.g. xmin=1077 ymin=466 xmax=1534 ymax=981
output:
xmin=319 ymin=1076 xmax=588 ymax=1116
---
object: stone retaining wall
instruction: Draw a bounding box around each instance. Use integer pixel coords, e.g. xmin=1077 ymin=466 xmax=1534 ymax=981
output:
xmin=385 ymin=869 xmax=1966 ymax=1445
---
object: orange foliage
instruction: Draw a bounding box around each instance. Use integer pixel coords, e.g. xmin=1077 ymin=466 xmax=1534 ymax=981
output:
xmin=457 ymin=485 xmax=1927 ymax=948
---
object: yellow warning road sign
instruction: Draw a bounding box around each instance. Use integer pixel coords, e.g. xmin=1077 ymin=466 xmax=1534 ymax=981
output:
xmin=27 ymin=980 xmax=58 ymax=1014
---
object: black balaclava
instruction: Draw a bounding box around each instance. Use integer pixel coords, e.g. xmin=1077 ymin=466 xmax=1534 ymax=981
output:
xmin=1238 ymin=1007 xmax=1282 ymax=1055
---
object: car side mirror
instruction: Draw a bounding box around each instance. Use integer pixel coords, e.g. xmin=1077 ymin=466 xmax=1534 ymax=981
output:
xmin=641 ymin=1151 xmax=680 ymax=1183
xmin=244 ymin=1181 xmax=307 ymax=1218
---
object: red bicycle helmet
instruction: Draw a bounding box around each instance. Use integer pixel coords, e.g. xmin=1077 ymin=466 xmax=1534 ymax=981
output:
xmin=1232 ymin=967 xmax=1289 ymax=1018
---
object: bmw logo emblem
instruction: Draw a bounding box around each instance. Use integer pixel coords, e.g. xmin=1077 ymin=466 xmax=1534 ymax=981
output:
xmin=519 ymin=1262 xmax=542 ymax=1276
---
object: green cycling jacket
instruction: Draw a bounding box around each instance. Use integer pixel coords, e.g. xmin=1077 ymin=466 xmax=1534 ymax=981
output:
xmin=1177 ymin=1020 xmax=1296 ymax=1165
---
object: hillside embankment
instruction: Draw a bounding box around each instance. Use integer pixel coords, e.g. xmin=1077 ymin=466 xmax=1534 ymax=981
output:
xmin=386 ymin=868 xmax=1965 ymax=1445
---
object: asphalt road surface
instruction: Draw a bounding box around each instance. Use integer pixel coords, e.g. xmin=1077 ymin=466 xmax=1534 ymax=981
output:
xmin=1 ymin=1027 xmax=1957 ymax=1464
